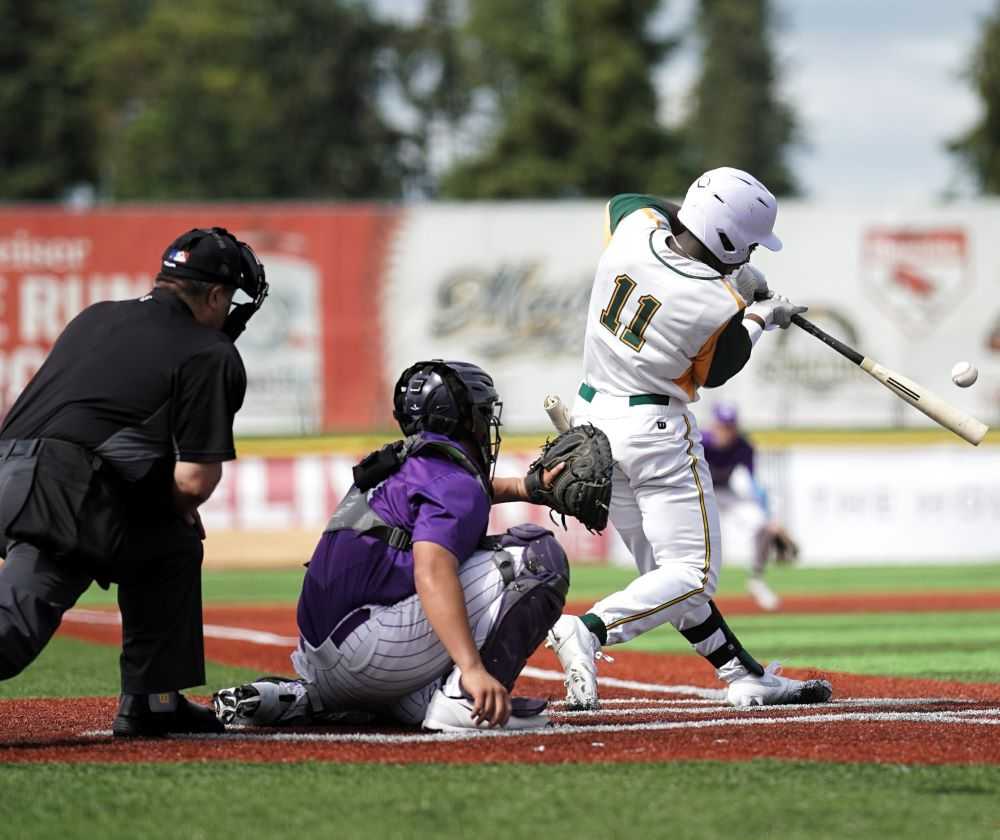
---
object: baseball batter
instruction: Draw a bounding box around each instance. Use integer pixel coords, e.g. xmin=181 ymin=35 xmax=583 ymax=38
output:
xmin=547 ymin=167 xmax=833 ymax=709
xmin=214 ymin=360 xmax=569 ymax=731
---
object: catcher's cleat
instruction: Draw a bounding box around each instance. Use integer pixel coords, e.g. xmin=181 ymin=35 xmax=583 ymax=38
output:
xmin=422 ymin=690 xmax=550 ymax=733
xmin=545 ymin=615 xmax=603 ymax=711
xmin=213 ymin=676 xmax=310 ymax=726
xmin=726 ymin=662 xmax=833 ymax=708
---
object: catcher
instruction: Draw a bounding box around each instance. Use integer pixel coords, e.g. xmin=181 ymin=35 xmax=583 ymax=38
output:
xmin=213 ymin=359 xmax=608 ymax=731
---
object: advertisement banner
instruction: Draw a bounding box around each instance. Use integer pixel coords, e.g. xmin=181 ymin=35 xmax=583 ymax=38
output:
xmin=199 ymin=445 xmax=1000 ymax=566
xmin=4 ymin=200 xmax=1000 ymax=434
xmin=0 ymin=206 xmax=395 ymax=434
xmin=384 ymin=201 xmax=1000 ymax=432
xmin=382 ymin=203 xmax=603 ymax=430
xmin=777 ymin=445 xmax=1000 ymax=562
xmin=200 ymin=450 xmax=612 ymax=564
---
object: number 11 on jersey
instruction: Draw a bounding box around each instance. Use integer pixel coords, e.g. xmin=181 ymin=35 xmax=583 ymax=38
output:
xmin=600 ymin=274 xmax=661 ymax=352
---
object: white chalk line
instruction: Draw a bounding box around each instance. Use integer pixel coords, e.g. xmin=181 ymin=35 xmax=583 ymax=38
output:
xmin=551 ymin=696 xmax=979 ymax=710
xmin=64 ymin=608 xmax=1000 ymax=743
xmin=64 ymin=609 xmax=722 ymax=698
xmin=78 ymin=707 xmax=1000 ymax=745
xmin=66 ymin=608 xmax=298 ymax=649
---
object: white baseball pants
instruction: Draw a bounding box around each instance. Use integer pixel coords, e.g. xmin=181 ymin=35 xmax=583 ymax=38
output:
xmin=290 ymin=546 xmax=526 ymax=726
xmin=573 ymin=392 xmax=722 ymax=646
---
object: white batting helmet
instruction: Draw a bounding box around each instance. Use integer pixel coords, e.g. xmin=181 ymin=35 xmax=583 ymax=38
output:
xmin=677 ymin=167 xmax=782 ymax=265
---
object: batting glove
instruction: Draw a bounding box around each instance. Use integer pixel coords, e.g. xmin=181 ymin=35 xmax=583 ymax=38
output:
xmin=731 ymin=263 xmax=770 ymax=303
xmin=745 ymin=294 xmax=808 ymax=331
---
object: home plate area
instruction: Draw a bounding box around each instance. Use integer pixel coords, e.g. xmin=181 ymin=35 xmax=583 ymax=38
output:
xmin=2 ymin=606 xmax=997 ymax=765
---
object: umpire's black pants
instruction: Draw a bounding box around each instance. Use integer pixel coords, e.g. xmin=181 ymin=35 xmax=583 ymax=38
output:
xmin=0 ymin=516 xmax=206 ymax=694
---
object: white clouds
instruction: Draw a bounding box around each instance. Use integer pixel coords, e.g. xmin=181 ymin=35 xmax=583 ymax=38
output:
xmin=776 ymin=0 xmax=995 ymax=200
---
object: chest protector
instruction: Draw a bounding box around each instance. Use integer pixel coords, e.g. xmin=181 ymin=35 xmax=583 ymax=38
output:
xmin=323 ymin=434 xmax=487 ymax=551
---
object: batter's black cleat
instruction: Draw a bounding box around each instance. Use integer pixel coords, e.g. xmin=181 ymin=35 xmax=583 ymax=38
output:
xmin=112 ymin=693 xmax=225 ymax=738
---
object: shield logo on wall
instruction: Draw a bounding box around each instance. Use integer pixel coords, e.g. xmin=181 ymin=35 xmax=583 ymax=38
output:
xmin=861 ymin=228 xmax=970 ymax=335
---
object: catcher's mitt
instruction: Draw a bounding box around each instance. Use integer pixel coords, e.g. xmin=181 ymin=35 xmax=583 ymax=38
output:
xmin=524 ymin=424 xmax=613 ymax=532
xmin=769 ymin=527 xmax=800 ymax=565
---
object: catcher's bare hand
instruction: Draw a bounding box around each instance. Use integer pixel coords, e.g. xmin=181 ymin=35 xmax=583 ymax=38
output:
xmin=541 ymin=462 xmax=565 ymax=488
xmin=460 ymin=663 xmax=511 ymax=727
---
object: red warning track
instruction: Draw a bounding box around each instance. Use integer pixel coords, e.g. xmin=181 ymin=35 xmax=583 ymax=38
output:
xmin=1 ymin=597 xmax=998 ymax=766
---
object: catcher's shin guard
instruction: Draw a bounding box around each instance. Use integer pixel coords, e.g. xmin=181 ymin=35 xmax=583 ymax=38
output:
xmin=680 ymin=600 xmax=765 ymax=676
xmin=478 ymin=524 xmax=569 ymax=689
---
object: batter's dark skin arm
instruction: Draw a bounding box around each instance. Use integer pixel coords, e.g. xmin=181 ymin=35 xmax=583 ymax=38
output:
xmin=703 ymin=315 xmax=753 ymax=388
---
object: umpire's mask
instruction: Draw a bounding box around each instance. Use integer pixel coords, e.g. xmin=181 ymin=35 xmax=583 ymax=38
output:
xmin=161 ymin=227 xmax=269 ymax=341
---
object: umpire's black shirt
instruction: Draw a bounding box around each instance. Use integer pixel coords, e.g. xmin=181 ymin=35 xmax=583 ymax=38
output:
xmin=1 ymin=287 xmax=246 ymax=510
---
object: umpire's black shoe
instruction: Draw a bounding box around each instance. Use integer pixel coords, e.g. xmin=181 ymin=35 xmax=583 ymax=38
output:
xmin=112 ymin=693 xmax=226 ymax=738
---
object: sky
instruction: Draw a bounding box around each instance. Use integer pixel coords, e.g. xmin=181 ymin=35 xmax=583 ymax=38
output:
xmin=655 ymin=0 xmax=999 ymax=203
xmin=376 ymin=0 xmax=999 ymax=204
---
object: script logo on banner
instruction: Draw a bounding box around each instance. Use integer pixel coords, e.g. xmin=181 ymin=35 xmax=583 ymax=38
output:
xmin=861 ymin=228 xmax=970 ymax=335
xmin=432 ymin=263 xmax=590 ymax=356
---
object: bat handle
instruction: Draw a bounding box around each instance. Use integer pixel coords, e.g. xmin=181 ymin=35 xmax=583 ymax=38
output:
xmin=791 ymin=314 xmax=864 ymax=366
xmin=543 ymin=395 xmax=572 ymax=433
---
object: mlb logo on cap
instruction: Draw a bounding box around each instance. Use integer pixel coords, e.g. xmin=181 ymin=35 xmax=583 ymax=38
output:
xmin=163 ymin=249 xmax=189 ymax=267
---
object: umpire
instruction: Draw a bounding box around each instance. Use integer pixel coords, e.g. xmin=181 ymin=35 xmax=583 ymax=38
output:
xmin=0 ymin=226 xmax=267 ymax=737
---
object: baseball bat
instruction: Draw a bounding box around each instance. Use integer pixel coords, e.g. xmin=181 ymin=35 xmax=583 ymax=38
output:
xmin=791 ymin=314 xmax=989 ymax=446
xmin=543 ymin=394 xmax=572 ymax=433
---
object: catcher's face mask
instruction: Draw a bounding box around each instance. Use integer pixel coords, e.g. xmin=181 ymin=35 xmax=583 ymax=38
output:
xmin=392 ymin=359 xmax=503 ymax=479
xmin=471 ymin=397 xmax=503 ymax=479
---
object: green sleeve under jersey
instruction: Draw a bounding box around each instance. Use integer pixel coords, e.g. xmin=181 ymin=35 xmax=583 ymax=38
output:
xmin=607 ymin=194 xmax=676 ymax=235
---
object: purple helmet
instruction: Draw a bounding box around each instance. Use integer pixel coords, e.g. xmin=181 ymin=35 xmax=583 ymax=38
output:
xmin=712 ymin=403 xmax=739 ymax=426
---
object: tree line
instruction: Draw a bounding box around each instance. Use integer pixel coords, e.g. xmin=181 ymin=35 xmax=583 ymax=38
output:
xmin=5 ymin=0 xmax=1000 ymax=202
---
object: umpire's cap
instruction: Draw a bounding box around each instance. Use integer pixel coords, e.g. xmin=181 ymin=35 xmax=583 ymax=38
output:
xmin=161 ymin=227 xmax=265 ymax=298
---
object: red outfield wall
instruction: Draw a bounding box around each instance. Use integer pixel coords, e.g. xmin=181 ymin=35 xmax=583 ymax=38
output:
xmin=0 ymin=206 xmax=398 ymax=432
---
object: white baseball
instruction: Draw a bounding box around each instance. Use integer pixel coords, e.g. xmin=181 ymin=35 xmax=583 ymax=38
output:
xmin=950 ymin=361 xmax=979 ymax=388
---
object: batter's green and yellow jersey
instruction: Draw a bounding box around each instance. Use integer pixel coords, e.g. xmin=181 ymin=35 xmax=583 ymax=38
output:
xmin=582 ymin=194 xmax=747 ymax=403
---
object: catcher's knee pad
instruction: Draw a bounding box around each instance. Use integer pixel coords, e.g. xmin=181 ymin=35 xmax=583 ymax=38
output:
xmin=479 ymin=524 xmax=569 ymax=689
xmin=680 ymin=600 xmax=764 ymax=676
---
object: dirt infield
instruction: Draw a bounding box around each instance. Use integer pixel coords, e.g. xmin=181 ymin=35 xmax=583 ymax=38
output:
xmin=2 ymin=597 xmax=998 ymax=766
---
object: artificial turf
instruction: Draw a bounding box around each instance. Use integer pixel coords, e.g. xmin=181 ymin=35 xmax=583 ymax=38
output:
xmin=72 ymin=561 xmax=1000 ymax=608
xmin=0 ymin=636 xmax=258 ymax=700
xmin=3 ymin=761 xmax=999 ymax=840
xmin=3 ymin=562 xmax=999 ymax=840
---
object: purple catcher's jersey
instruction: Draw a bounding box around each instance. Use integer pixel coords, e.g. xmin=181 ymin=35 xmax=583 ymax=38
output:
xmin=701 ymin=431 xmax=755 ymax=490
xmin=297 ymin=432 xmax=491 ymax=647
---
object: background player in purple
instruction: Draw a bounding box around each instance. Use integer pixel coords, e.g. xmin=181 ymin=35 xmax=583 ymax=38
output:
xmin=214 ymin=359 xmax=569 ymax=731
xmin=702 ymin=403 xmax=799 ymax=610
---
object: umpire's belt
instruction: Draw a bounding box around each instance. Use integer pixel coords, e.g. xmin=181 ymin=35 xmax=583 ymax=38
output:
xmin=578 ymin=383 xmax=671 ymax=407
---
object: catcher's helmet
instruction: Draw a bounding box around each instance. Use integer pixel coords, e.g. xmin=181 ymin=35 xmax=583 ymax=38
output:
xmin=677 ymin=167 xmax=782 ymax=265
xmin=392 ymin=359 xmax=503 ymax=474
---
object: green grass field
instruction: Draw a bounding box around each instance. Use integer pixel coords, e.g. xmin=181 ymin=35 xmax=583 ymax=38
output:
xmin=3 ymin=561 xmax=1000 ymax=840
xmin=4 ymin=762 xmax=1000 ymax=840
